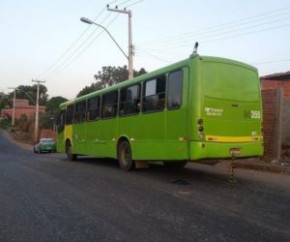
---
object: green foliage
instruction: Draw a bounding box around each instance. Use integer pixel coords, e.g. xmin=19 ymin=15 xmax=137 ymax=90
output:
xmin=0 ymin=93 xmax=11 ymax=110
xmin=39 ymin=112 xmax=54 ymax=129
xmin=77 ymin=65 xmax=147 ymax=97
xmin=77 ymin=82 xmax=104 ymax=97
xmin=94 ymin=66 xmax=129 ymax=87
xmin=39 ymin=96 xmax=68 ymax=129
xmin=5 ymin=84 xmax=48 ymax=107
xmin=46 ymin=96 xmax=68 ymax=114
xmin=0 ymin=116 xmax=10 ymax=129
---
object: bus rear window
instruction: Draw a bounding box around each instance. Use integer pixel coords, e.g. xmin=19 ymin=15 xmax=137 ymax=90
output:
xmin=203 ymin=62 xmax=260 ymax=102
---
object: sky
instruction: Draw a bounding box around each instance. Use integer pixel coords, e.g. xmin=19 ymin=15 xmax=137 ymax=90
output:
xmin=1 ymin=0 xmax=290 ymax=100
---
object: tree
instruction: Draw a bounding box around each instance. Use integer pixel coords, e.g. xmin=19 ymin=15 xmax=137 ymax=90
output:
xmin=46 ymin=96 xmax=68 ymax=114
xmin=77 ymin=65 xmax=147 ymax=97
xmin=7 ymin=84 xmax=48 ymax=106
xmin=0 ymin=93 xmax=11 ymax=111
xmin=77 ymin=82 xmax=104 ymax=97
xmin=39 ymin=96 xmax=68 ymax=129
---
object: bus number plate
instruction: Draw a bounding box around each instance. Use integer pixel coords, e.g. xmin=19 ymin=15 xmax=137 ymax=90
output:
xmin=230 ymin=148 xmax=241 ymax=155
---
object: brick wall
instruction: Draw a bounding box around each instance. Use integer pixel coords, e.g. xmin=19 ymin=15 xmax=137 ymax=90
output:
xmin=262 ymin=80 xmax=290 ymax=98
xmin=261 ymin=89 xmax=283 ymax=161
xmin=39 ymin=129 xmax=56 ymax=141
xmin=1 ymin=99 xmax=46 ymax=119
xmin=282 ymin=100 xmax=290 ymax=146
xmin=261 ymin=75 xmax=290 ymax=161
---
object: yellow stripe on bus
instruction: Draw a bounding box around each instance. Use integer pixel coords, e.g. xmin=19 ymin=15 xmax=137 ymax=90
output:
xmin=205 ymin=135 xmax=262 ymax=142
xmin=64 ymin=125 xmax=73 ymax=143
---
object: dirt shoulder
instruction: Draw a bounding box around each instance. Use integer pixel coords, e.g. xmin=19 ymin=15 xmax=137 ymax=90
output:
xmin=1 ymin=129 xmax=33 ymax=150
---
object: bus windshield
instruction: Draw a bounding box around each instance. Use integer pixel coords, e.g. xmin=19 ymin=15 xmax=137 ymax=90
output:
xmin=203 ymin=62 xmax=260 ymax=102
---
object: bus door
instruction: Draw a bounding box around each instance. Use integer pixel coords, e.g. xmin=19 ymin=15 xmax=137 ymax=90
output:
xmin=165 ymin=68 xmax=189 ymax=160
xmin=136 ymin=76 xmax=167 ymax=160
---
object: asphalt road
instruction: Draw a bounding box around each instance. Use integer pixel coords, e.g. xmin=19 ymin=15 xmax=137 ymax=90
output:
xmin=0 ymin=131 xmax=290 ymax=242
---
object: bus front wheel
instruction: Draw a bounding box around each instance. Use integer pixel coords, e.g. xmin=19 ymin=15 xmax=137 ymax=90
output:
xmin=118 ymin=141 xmax=135 ymax=171
xmin=66 ymin=141 xmax=77 ymax=161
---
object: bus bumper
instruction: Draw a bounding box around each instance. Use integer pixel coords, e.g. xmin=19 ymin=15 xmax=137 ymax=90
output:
xmin=189 ymin=141 xmax=264 ymax=160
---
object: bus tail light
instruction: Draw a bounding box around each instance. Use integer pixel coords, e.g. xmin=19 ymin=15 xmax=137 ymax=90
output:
xmin=197 ymin=118 xmax=205 ymax=140
xmin=197 ymin=118 xmax=203 ymax=125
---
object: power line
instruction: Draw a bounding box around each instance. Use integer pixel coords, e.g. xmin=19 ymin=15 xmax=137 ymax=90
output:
xmin=47 ymin=14 xmax=120 ymax=81
xmin=137 ymin=6 xmax=290 ymax=47
xmin=126 ymin=0 xmax=144 ymax=8
xmin=37 ymin=0 xmax=126 ymax=80
xmin=36 ymin=6 xmax=109 ymax=80
xmin=253 ymin=58 xmax=290 ymax=65
xmin=133 ymin=7 xmax=290 ymax=64
xmin=133 ymin=7 xmax=290 ymax=69
xmin=41 ymin=0 xmax=144 ymax=81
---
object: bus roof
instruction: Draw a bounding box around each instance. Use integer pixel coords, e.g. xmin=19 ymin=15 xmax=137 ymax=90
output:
xmin=59 ymin=55 xmax=257 ymax=108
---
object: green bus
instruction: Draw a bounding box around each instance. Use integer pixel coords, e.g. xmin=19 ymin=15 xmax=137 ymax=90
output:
xmin=56 ymin=54 xmax=263 ymax=170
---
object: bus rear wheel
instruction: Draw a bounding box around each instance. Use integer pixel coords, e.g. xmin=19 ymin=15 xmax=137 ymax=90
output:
xmin=66 ymin=141 xmax=77 ymax=161
xmin=118 ymin=141 xmax=135 ymax=171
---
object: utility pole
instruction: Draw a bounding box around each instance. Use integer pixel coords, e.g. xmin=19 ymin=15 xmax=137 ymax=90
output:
xmin=107 ymin=5 xmax=134 ymax=79
xmin=8 ymin=87 xmax=17 ymax=126
xmin=32 ymin=79 xmax=45 ymax=142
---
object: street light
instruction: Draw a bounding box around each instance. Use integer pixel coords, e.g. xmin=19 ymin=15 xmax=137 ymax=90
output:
xmin=80 ymin=17 xmax=133 ymax=79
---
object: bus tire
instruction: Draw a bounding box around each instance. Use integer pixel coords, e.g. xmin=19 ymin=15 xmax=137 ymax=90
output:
xmin=118 ymin=141 xmax=135 ymax=171
xmin=66 ymin=141 xmax=77 ymax=161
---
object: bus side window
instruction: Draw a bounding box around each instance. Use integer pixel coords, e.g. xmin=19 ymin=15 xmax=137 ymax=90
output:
xmin=143 ymin=75 xmax=166 ymax=112
xmin=66 ymin=104 xmax=74 ymax=124
xmin=75 ymin=100 xmax=86 ymax=123
xmin=57 ymin=110 xmax=65 ymax=133
xmin=167 ymin=70 xmax=183 ymax=109
xmin=88 ymin=96 xmax=100 ymax=121
xmin=120 ymin=84 xmax=140 ymax=116
xmin=102 ymin=91 xmax=118 ymax=119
